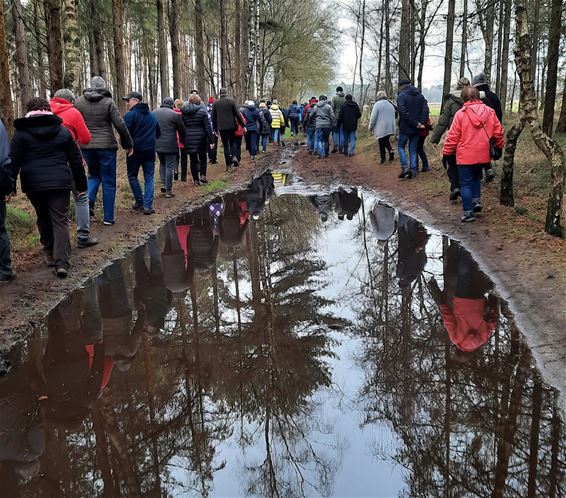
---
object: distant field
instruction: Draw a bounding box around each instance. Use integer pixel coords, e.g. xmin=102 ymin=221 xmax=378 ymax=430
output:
xmin=429 ymin=103 xmax=441 ymax=117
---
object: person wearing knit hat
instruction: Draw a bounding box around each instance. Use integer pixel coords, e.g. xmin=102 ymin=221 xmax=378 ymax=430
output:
xmin=51 ymin=88 xmax=98 ymax=249
xmin=75 ymin=76 xmax=133 ymax=226
xmin=206 ymin=96 xmax=218 ymax=164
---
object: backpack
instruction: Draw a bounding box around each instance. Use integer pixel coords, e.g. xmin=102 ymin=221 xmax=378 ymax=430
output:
xmin=289 ymin=105 xmax=300 ymax=119
xmin=259 ymin=110 xmax=269 ymax=134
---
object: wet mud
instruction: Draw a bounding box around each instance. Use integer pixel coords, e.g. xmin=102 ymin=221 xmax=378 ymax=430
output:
xmin=1 ymin=172 xmax=564 ymax=497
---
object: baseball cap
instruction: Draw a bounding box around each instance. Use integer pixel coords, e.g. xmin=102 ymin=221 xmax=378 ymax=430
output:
xmin=122 ymin=91 xmax=143 ymax=101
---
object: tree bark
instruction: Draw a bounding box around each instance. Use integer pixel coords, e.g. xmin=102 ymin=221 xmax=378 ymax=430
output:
xmin=194 ymin=0 xmax=206 ymax=95
xmin=542 ymin=0 xmax=563 ymax=136
xmin=0 ymin=0 xmax=14 ymax=132
xmin=157 ymin=0 xmax=169 ymax=98
xmin=358 ymin=0 xmax=366 ymax=104
xmin=90 ymin=0 xmax=106 ymax=80
xmin=63 ymin=0 xmax=81 ymax=92
xmin=12 ymin=0 xmax=33 ymax=111
xmin=112 ymin=0 xmax=127 ymax=109
xmin=556 ymin=77 xmax=566 ymax=133
xmin=398 ymin=0 xmax=412 ymax=82
xmin=384 ymin=0 xmax=392 ymax=96
xmin=442 ymin=0 xmax=456 ymax=104
xmin=44 ymin=0 xmax=64 ymax=93
xmin=499 ymin=0 xmax=512 ymax=117
xmin=169 ymin=0 xmax=181 ymax=98
xmin=459 ymin=0 xmax=467 ymax=79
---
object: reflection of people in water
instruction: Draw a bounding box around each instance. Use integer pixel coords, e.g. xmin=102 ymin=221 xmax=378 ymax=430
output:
xmin=334 ymin=188 xmax=362 ymax=221
xmin=221 ymin=193 xmax=250 ymax=248
xmin=134 ymin=236 xmax=172 ymax=332
xmin=309 ymin=194 xmax=335 ymax=222
xmin=396 ymin=213 xmax=429 ymax=287
xmin=0 ymin=348 xmax=45 ymax=491
xmin=97 ymin=260 xmax=145 ymax=372
xmin=369 ymin=201 xmax=397 ymax=241
xmin=246 ymin=172 xmax=274 ymax=220
xmin=428 ymin=241 xmax=499 ymax=352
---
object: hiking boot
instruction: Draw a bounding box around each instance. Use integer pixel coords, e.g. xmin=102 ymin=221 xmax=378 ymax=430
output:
xmin=132 ymin=203 xmax=143 ymax=212
xmin=45 ymin=255 xmax=56 ymax=267
xmin=472 ymin=202 xmax=483 ymax=213
xmin=165 ymin=191 xmax=175 ymax=198
xmin=398 ymin=170 xmax=410 ymax=179
xmin=143 ymin=208 xmax=155 ymax=215
xmin=77 ymin=237 xmax=99 ymax=249
xmin=421 ymin=166 xmax=430 ymax=172
xmin=233 ymin=158 xmax=240 ymax=167
xmin=200 ymin=176 xmax=209 ymax=184
xmin=379 ymin=158 xmax=386 ymax=165
xmin=485 ymin=168 xmax=495 ymax=183
xmin=449 ymin=189 xmax=461 ymax=201
xmin=0 ymin=273 xmax=16 ymax=284
xmin=193 ymin=179 xmax=201 ymax=186
xmin=408 ymin=170 xmax=418 ymax=180
xmin=461 ymin=212 xmax=476 ymax=223
xmin=55 ymin=268 xmax=68 ymax=278
xmin=160 ymin=187 xmax=166 ymax=194
xmin=332 ymin=146 xmax=338 ymax=153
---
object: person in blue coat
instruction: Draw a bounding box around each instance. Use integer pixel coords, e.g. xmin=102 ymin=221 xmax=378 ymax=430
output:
xmin=288 ymin=100 xmax=301 ymax=135
xmin=396 ymin=79 xmax=429 ymax=180
xmin=123 ymin=92 xmax=161 ymax=215
xmin=242 ymin=100 xmax=261 ymax=159
xmin=0 ymin=120 xmax=14 ymax=283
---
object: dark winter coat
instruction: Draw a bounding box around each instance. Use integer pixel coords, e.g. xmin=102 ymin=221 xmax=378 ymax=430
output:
xmin=123 ymin=103 xmax=161 ymax=153
xmin=258 ymin=108 xmax=272 ymax=135
xmin=289 ymin=104 xmax=301 ymax=120
xmin=181 ymin=103 xmax=215 ymax=154
xmin=212 ymin=96 xmax=245 ymax=131
xmin=75 ymin=88 xmax=133 ymax=150
xmin=397 ymin=85 xmax=429 ymax=135
xmin=153 ymin=105 xmax=185 ymax=154
xmin=475 ymin=84 xmax=503 ymax=123
xmin=336 ymin=100 xmax=362 ymax=132
xmin=430 ymin=91 xmax=464 ymax=144
xmin=10 ymin=114 xmax=87 ymax=194
xmin=242 ymin=105 xmax=261 ymax=133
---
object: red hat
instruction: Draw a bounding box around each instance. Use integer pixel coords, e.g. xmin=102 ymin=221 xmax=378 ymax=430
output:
xmin=208 ymin=96 xmax=214 ymax=104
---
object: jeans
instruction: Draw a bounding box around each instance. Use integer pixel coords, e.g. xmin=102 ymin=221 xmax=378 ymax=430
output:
xmin=245 ymin=130 xmax=258 ymax=156
xmin=316 ymin=127 xmax=331 ymax=157
xmin=378 ymin=135 xmax=393 ymax=161
xmin=189 ymin=151 xmax=208 ymax=181
xmin=219 ymin=129 xmax=237 ymax=166
xmin=0 ymin=199 xmax=13 ymax=280
xmin=158 ymin=152 xmax=177 ymax=192
xmin=306 ymin=127 xmax=316 ymax=152
xmin=74 ymin=191 xmax=91 ymax=241
xmin=344 ymin=130 xmax=357 ymax=155
xmin=458 ymin=164 xmax=484 ymax=212
xmin=445 ymin=154 xmax=460 ymax=192
xmin=27 ymin=189 xmax=71 ymax=270
xmin=398 ymin=133 xmax=419 ymax=172
xmin=259 ymin=134 xmax=269 ymax=152
xmin=83 ymin=148 xmax=117 ymax=224
xmin=416 ymin=136 xmax=429 ymax=171
xmin=333 ymin=126 xmax=344 ymax=152
xmin=127 ymin=151 xmax=156 ymax=209
xmin=290 ymin=117 xmax=299 ymax=135
xmin=272 ymin=128 xmax=280 ymax=144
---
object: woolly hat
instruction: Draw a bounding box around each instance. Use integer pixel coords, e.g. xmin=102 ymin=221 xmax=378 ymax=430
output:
xmin=398 ymin=79 xmax=412 ymax=87
xmin=472 ymin=73 xmax=487 ymax=87
xmin=161 ymin=97 xmax=175 ymax=108
xmin=89 ymin=76 xmax=107 ymax=90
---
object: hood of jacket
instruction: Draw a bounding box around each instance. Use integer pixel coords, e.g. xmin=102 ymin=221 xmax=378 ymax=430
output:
xmin=131 ymin=103 xmax=150 ymax=115
xmin=50 ymin=98 xmax=74 ymax=115
xmin=13 ymin=114 xmax=63 ymax=139
xmin=271 ymin=104 xmax=280 ymax=111
xmin=344 ymin=100 xmax=358 ymax=108
xmin=401 ymin=85 xmax=421 ymax=97
xmin=316 ymin=100 xmax=328 ymax=108
xmin=246 ymin=104 xmax=256 ymax=111
xmin=449 ymin=91 xmax=464 ymax=105
xmin=83 ymin=88 xmax=113 ymax=102
xmin=462 ymin=101 xmax=491 ymax=128
xmin=182 ymin=103 xmax=201 ymax=115
xmin=336 ymin=91 xmax=345 ymax=97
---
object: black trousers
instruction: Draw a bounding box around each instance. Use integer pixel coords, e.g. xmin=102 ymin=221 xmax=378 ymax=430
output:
xmin=27 ymin=189 xmax=71 ymax=270
xmin=378 ymin=135 xmax=393 ymax=161
xmin=219 ymin=129 xmax=237 ymax=166
xmin=208 ymin=135 xmax=218 ymax=163
xmin=189 ymin=151 xmax=208 ymax=181
xmin=445 ymin=154 xmax=460 ymax=192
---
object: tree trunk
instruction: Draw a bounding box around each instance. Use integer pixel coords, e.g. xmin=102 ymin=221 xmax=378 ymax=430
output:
xmin=500 ymin=118 xmax=526 ymax=206
xmin=398 ymin=0 xmax=412 ymax=82
xmin=91 ymin=0 xmax=106 ymax=80
xmin=169 ymin=0 xmax=181 ymax=98
xmin=442 ymin=0 xmax=456 ymax=104
xmin=32 ymin=0 xmax=48 ymax=97
xmin=542 ymin=0 xmax=563 ymax=136
xmin=358 ymin=0 xmax=366 ymax=104
xmin=44 ymin=0 xmax=64 ymax=93
xmin=459 ymin=0 xmax=467 ymax=79
xmin=384 ymin=0 xmax=392 ymax=96
xmin=63 ymin=0 xmax=81 ymax=92
xmin=12 ymin=0 xmax=33 ymax=111
xmin=0 ymin=0 xmax=14 ymax=132
xmin=530 ymin=0 xmax=541 ymax=101
xmin=499 ymin=0 xmax=512 ymax=117
xmin=194 ymin=0 xmax=207 ymax=95
xmin=112 ymin=0 xmax=127 ymax=110
xmin=156 ymin=0 xmax=169 ymax=99
xmin=245 ymin=0 xmax=258 ymax=98
xmin=556 ymin=77 xmax=566 ymax=133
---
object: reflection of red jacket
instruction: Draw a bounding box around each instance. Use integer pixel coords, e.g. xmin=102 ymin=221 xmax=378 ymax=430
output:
xmin=443 ymin=101 xmax=504 ymax=165
xmin=235 ymin=113 xmax=247 ymax=138
xmin=439 ymin=297 xmax=498 ymax=352
xmin=50 ymin=98 xmax=92 ymax=145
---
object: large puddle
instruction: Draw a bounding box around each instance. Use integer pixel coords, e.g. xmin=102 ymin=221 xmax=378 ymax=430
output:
xmin=1 ymin=172 xmax=565 ymax=497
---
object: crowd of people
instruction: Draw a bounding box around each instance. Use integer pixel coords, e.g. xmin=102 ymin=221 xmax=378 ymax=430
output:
xmin=0 ymin=71 xmax=505 ymax=283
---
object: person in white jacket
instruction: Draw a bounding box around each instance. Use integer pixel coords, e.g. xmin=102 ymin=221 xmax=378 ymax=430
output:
xmin=369 ymin=91 xmax=397 ymax=164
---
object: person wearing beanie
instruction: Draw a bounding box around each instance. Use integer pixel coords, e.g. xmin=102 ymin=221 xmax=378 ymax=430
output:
xmin=430 ymin=77 xmax=471 ymax=201
xmin=331 ymin=86 xmax=346 ymax=153
xmin=50 ymin=89 xmax=98 ymax=249
xmin=206 ymin=96 xmax=218 ymax=164
xmin=472 ymin=73 xmax=502 ymax=183
xmin=396 ymin=79 xmax=429 ymax=180
xmin=310 ymin=95 xmax=336 ymax=158
xmin=75 ymin=76 xmax=133 ymax=226
xmin=154 ymin=97 xmax=185 ymax=197
xmin=336 ymin=94 xmax=362 ymax=156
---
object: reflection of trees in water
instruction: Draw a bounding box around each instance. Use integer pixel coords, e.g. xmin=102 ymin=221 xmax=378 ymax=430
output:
xmin=9 ymin=192 xmax=347 ymax=497
xmin=353 ymin=219 xmax=566 ymax=497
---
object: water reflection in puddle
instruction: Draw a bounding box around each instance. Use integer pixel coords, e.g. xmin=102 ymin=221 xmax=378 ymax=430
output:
xmin=1 ymin=172 xmax=564 ymax=497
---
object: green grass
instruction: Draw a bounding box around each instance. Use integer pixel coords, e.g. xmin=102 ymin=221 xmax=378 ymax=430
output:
xmin=202 ymin=179 xmax=227 ymax=193
xmin=6 ymin=206 xmax=40 ymax=251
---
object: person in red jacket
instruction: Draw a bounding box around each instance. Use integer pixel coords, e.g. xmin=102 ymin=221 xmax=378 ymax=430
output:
xmin=427 ymin=240 xmax=499 ymax=353
xmin=442 ymin=86 xmax=504 ymax=222
xmin=50 ymin=89 xmax=98 ymax=248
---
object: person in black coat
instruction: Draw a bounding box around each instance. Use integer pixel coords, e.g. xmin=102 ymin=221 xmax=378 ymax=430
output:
xmin=10 ymin=97 xmax=88 ymax=277
xmin=182 ymin=94 xmax=215 ymax=186
xmin=336 ymin=94 xmax=362 ymax=156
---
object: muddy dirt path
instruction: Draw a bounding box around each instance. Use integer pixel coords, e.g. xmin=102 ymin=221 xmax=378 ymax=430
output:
xmin=288 ymin=146 xmax=566 ymax=399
